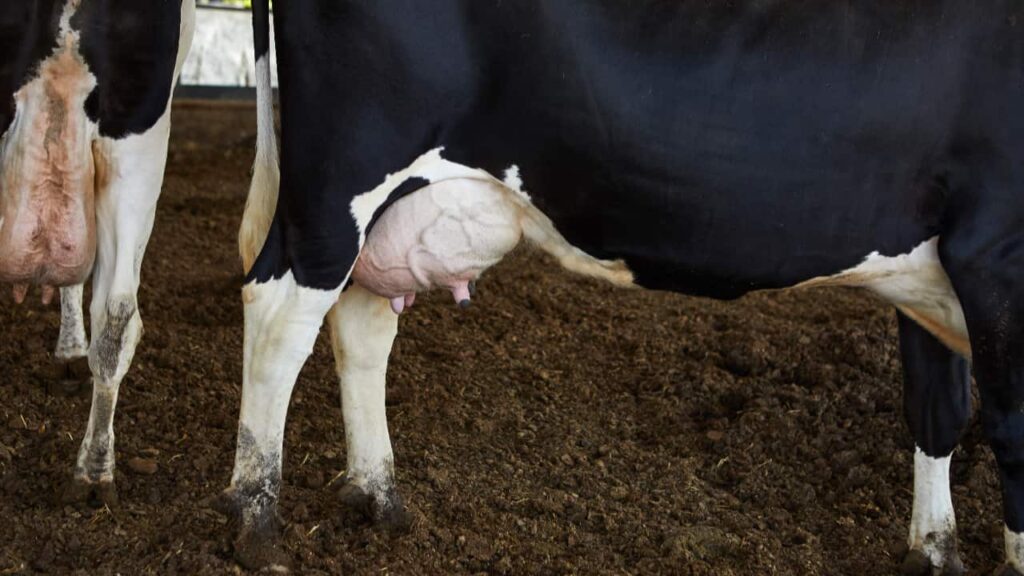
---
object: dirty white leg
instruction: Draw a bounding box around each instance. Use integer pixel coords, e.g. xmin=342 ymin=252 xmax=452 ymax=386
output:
xmin=64 ymin=112 xmax=171 ymax=505
xmin=63 ymin=0 xmax=193 ymax=506
xmin=328 ymin=284 xmax=408 ymax=528
xmin=905 ymin=447 xmax=962 ymax=574
xmin=55 ymin=284 xmax=88 ymax=361
xmin=223 ymin=272 xmax=339 ymax=569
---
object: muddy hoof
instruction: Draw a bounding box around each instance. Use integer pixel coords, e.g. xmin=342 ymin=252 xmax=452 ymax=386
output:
xmin=214 ymin=488 xmax=290 ymax=571
xmin=232 ymin=515 xmax=289 ymax=572
xmin=210 ymin=488 xmax=243 ymax=522
xmin=48 ymin=357 xmax=90 ymax=396
xmin=901 ymin=549 xmax=965 ymax=576
xmin=62 ymin=477 xmax=118 ymax=508
xmin=338 ymin=482 xmax=411 ymax=532
xmin=994 ymin=565 xmax=1024 ymax=576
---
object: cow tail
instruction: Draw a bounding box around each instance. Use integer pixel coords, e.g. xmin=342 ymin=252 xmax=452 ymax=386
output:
xmin=239 ymin=0 xmax=278 ymax=274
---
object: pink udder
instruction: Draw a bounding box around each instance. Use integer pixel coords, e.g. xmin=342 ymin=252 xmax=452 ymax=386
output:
xmin=351 ymin=179 xmax=522 ymax=313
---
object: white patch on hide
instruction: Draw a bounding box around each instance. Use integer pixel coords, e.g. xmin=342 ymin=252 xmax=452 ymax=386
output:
xmin=795 ymin=237 xmax=968 ymax=356
xmin=908 ymin=447 xmax=959 ymax=570
xmin=233 ymin=271 xmax=341 ymax=493
xmin=503 ymin=164 xmax=527 ymax=198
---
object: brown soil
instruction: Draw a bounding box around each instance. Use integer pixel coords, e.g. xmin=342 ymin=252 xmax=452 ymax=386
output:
xmin=0 ymin=105 xmax=1005 ymax=575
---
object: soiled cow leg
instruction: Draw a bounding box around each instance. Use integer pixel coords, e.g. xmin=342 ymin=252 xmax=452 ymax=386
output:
xmin=52 ymin=284 xmax=91 ymax=393
xmin=329 ymin=284 xmax=409 ymax=529
xmin=55 ymin=284 xmax=88 ymax=362
xmin=62 ymin=110 xmax=175 ymax=506
xmin=222 ymin=274 xmax=340 ymax=570
xmin=898 ymin=312 xmax=970 ymax=576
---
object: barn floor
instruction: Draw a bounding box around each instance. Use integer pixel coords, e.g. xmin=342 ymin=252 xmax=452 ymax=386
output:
xmin=0 ymin=105 xmax=1005 ymax=575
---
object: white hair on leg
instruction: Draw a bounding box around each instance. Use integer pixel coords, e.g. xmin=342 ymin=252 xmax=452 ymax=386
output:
xmin=225 ymin=271 xmax=340 ymax=569
xmin=55 ymin=284 xmax=88 ymax=361
xmin=328 ymin=284 xmax=408 ymax=526
xmin=905 ymin=447 xmax=962 ymax=573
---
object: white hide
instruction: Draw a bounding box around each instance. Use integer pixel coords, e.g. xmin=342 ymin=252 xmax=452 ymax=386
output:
xmin=908 ymin=448 xmax=959 ymax=570
xmin=231 ymin=271 xmax=341 ymax=505
xmin=329 ymin=284 xmax=399 ymax=494
xmin=55 ymin=284 xmax=88 ymax=361
xmin=796 ymin=237 xmax=969 ymax=357
xmin=72 ymin=0 xmax=196 ymax=487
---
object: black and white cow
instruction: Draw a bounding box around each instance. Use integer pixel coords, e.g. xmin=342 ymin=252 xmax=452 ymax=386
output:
xmin=0 ymin=0 xmax=194 ymax=503
xmin=224 ymin=1 xmax=1024 ymax=573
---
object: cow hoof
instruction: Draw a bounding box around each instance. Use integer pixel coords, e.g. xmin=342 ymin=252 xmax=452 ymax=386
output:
xmin=900 ymin=549 xmax=965 ymax=576
xmin=233 ymin=524 xmax=290 ymax=572
xmin=213 ymin=488 xmax=290 ymax=571
xmin=993 ymin=565 xmax=1024 ymax=576
xmin=62 ymin=477 xmax=118 ymax=508
xmin=48 ymin=357 xmax=91 ymax=396
xmin=210 ymin=487 xmax=243 ymax=522
xmin=338 ymin=482 xmax=411 ymax=532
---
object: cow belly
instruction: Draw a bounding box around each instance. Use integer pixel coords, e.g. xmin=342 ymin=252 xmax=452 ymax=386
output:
xmin=352 ymin=179 xmax=523 ymax=304
xmin=0 ymin=34 xmax=98 ymax=288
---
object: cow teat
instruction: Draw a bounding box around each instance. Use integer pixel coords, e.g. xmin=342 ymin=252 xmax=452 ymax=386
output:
xmin=12 ymin=283 xmax=28 ymax=304
xmin=451 ymin=281 xmax=472 ymax=309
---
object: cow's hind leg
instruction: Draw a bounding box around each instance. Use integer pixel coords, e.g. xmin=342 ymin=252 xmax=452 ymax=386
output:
xmin=897 ymin=312 xmax=971 ymax=576
xmin=221 ymin=274 xmax=339 ymax=570
xmin=940 ymin=216 xmax=1024 ymax=574
xmin=328 ymin=284 xmax=409 ymax=530
xmin=53 ymin=284 xmax=91 ymax=393
xmin=62 ymin=115 xmax=170 ymax=506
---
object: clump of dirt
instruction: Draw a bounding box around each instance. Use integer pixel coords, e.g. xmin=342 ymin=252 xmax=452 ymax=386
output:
xmin=0 ymin=105 xmax=1003 ymax=574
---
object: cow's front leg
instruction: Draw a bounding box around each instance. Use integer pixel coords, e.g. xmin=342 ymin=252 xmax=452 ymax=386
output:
xmin=897 ymin=312 xmax=970 ymax=576
xmin=328 ymin=284 xmax=409 ymax=529
xmin=63 ymin=116 xmax=170 ymax=506
xmin=221 ymin=274 xmax=339 ymax=570
xmin=53 ymin=284 xmax=90 ymax=390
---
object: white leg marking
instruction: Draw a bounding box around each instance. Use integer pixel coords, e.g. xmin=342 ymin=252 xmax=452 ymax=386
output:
xmin=1006 ymin=526 xmax=1024 ymax=571
xmin=908 ymin=447 xmax=960 ymax=569
xmin=55 ymin=284 xmax=88 ymax=361
xmin=329 ymin=284 xmax=398 ymax=493
xmin=72 ymin=0 xmax=194 ymax=487
xmin=75 ymin=111 xmax=173 ymax=484
xmin=229 ymin=272 xmax=340 ymax=521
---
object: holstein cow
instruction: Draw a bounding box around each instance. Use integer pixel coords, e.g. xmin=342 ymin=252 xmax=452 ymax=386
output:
xmin=0 ymin=1 xmax=194 ymax=503
xmin=225 ymin=1 xmax=1024 ymax=573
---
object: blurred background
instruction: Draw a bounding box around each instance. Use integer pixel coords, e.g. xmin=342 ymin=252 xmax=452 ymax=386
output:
xmin=178 ymin=1 xmax=277 ymax=99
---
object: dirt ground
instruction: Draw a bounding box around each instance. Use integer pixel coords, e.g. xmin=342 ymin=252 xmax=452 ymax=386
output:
xmin=0 ymin=104 xmax=1006 ymax=575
